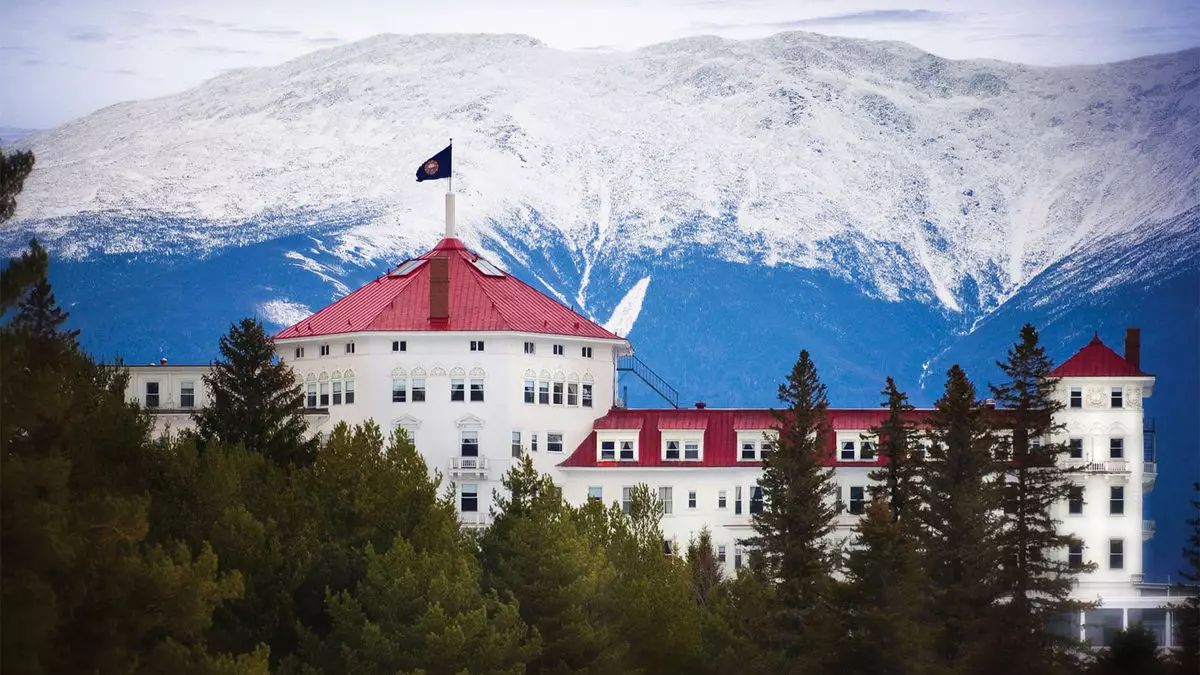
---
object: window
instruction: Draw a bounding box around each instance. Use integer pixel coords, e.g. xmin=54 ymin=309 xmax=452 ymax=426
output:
xmin=411 ymin=379 xmax=426 ymax=402
xmin=294 ymin=347 xmax=304 ymax=358
xmin=1070 ymin=387 xmax=1082 ymax=408
xmin=451 ymin=379 xmax=465 ymax=402
xmin=332 ymin=381 xmax=343 ymax=405
xmin=1069 ymin=437 xmax=1084 ymax=459
xmin=860 ymin=441 xmax=876 ymax=461
xmin=470 ymin=340 xmax=484 ymax=352
xmin=619 ymin=440 xmax=635 ymax=461
xmin=841 ymin=441 xmax=857 ymax=461
xmin=567 ymin=383 xmax=579 ymax=406
xmin=1110 ymin=438 xmax=1124 ymax=459
xmin=320 ymin=382 xmax=329 ymax=407
xmin=718 ymin=490 xmax=727 ymax=509
xmin=552 ymin=382 xmax=564 ymax=405
xmin=512 ymin=431 xmax=522 ymax=458
xmin=665 ymin=440 xmax=680 ymax=460
xmin=622 ymin=487 xmax=633 ymax=514
xmin=524 ymin=341 xmax=535 ymax=354
xmin=180 ymin=381 xmax=195 ymax=408
xmin=749 ymin=486 xmax=764 ymax=514
xmin=531 ymin=434 xmax=538 ymax=452
xmin=392 ymin=379 xmax=406 ymax=402
xmin=523 ymin=380 xmax=535 ymax=404
xmin=547 ymin=433 xmax=563 ymax=453
xmin=582 ymin=346 xmax=593 ymax=358
xmin=145 ymin=381 xmax=160 ymax=408
xmin=833 ymin=485 xmax=845 ymax=513
xmin=735 ymin=546 xmax=744 ymax=569
xmin=582 ymin=384 xmax=593 ymax=408
xmin=688 ymin=491 xmax=697 ymax=509
xmin=663 ymin=540 xmax=674 ymax=556
xmin=684 ymin=441 xmax=700 ymax=460
xmin=660 ymin=487 xmax=673 ymax=515
xmin=470 ymin=379 xmax=485 ymax=402
xmin=588 ymin=486 xmax=603 ymax=502
xmin=1068 ymin=543 xmax=1083 ymax=568
xmin=761 ymin=442 xmax=772 ymax=462
xmin=538 ymin=381 xmax=550 ymax=405
xmin=392 ymin=340 xmax=406 ymax=352
xmin=553 ymin=344 xmax=564 ymax=356
xmin=1110 ymin=486 xmax=1124 ymax=515
xmin=320 ymin=344 xmax=330 ymax=356
xmin=460 ymin=431 xmax=478 ymax=457
xmin=345 ymin=379 xmax=355 ymax=404
xmin=1109 ymin=539 xmax=1124 ymax=569
xmin=306 ymin=383 xmax=317 ymax=408
xmin=742 ymin=441 xmax=757 ymax=461
xmin=600 ymin=441 xmax=616 ymax=461
xmin=345 ymin=342 xmax=355 ymax=354
xmin=1068 ymin=486 xmax=1084 ymax=515
xmin=1111 ymin=387 xmax=1123 ymax=408
xmin=735 ymin=486 xmax=743 ymax=515
xmin=461 ymin=484 xmax=478 ymax=512
xmin=718 ymin=545 xmax=726 ymax=563
xmin=849 ymin=486 xmax=865 ymax=515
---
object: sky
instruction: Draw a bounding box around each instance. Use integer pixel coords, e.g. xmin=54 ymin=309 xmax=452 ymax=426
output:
xmin=2 ymin=0 xmax=1199 ymax=129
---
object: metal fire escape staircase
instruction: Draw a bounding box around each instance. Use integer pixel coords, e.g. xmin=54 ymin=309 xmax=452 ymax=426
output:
xmin=616 ymin=355 xmax=679 ymax=409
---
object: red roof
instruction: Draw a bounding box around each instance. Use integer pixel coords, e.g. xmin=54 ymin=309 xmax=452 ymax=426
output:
xmin=559 ymin=408 xmax=934 ymax=469
xmin=1050 ymin=335 xmax=1147 ymax=378
xmin=275 ymin=238 xmax=623 ymax=341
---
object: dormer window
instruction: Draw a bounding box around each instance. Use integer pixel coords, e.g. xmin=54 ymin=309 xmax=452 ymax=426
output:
xmin=1111 ymin=387 xmax=1123 ymax=408
xmin=620 ymin=441 xmax=635 ymax=461
xmin=837 ymin=435 xmax=878 ymax=461
xmin=598 ymin=433 xmax=638 ymax=462
xmin=737 ymin=431 xmax=775 ymax=461
xmin=662 ymin=436 xmax=703 ymax=461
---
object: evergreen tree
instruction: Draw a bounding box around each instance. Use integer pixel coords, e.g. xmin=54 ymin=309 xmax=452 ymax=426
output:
xmin=836 ymin=499 xmax=940 ymax=675
xmin=1 ymin=144 xmax=35 ymax=223
xmin=985 ymin=324 xmax=1095 ymax=673
xmin=915 ymin=364 xmax=1004 ymax=673
xmin=480 ymin=455 xmax=625 ymax=674
xmin=687 ymin=527 xmax=724 ymax=608
xmin=745 ymin=349 xmax=839 ymax=669
xmin=867 ymin=376 xmax=920 ymax=523
xmin=195 ymin=318 xmax=314 ymax=466
xmin=1175 ymin=482 xmax=1200 ymax=675
xmin=1090 ymin=624 xmax=1170 ymax=675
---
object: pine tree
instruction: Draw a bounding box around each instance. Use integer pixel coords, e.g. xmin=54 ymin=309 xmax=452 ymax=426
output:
xmin=745 ymin=349 xmax=839 ymax=669
xmin=915 ymin=364 xmax=1004 ymax=673
xmin=837 ymin=499 xmax=940 ymax=675
xmin=984 ymin=323 xmax=1095 ymax=673
xmin=195 ymin=318 xmax=314 ymax=466
xmin=687 ymin=527 xmax=725 ymax=608
xmin=1175 ymin=482 xmax=1200 ymax=675
xmin=480 ymin=455 xmax=626 ymax=674
xmin=1090 ymin=624 xmax=1170 ymax=675
xmin=0 ymin=145 xmax=35 ymax=223
xmin=868 ymin=376 xmax=920 ymax=523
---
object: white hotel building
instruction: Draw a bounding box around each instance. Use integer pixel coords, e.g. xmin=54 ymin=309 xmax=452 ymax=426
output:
xmin=125 ymin=230 xmax=1181 ymax=649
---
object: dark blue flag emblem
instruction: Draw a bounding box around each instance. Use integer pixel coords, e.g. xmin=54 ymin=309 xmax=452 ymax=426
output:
xmin=416 ymin=144 xmax=452 ymax=181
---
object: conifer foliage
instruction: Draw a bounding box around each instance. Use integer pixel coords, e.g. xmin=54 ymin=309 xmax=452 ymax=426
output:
xmin=195 ymin=318 xmax=314 ymax=466
xmin=868 ymin=376 xmax=921 ymax=523
xmin=0 ymin=144 xmax=35 ymax=223
xmin=1177 ymin=482 xmax=1200 ymax=675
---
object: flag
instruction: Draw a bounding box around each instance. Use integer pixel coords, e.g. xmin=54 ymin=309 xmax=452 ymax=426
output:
xmin=416 ymin=144 xmax=452 ymax=182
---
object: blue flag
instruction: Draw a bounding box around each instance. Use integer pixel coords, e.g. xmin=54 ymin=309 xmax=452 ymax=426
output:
xmin=416 ymin=144 xmax=452 ymax=181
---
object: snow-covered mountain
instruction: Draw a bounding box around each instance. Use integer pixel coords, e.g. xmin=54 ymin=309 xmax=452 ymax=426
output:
xmin=3 ymin=32 xmax=1198 ymax=580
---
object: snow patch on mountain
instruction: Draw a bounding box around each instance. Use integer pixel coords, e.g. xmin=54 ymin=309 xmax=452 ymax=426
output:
xmin=259 ymin=299 xmax=313 ymax=328
xmin=604 ymin=276 xmax=652 ymax=338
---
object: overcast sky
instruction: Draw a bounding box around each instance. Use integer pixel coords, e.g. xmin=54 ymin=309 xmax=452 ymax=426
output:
xmin=2 ymin=0 xmax=1198 ymax=129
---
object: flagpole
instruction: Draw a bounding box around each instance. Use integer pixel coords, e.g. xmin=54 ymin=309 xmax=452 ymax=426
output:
xmin=445 ymin=137 xmax=455 ymax=239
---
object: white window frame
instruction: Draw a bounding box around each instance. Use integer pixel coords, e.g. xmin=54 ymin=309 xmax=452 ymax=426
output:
xmin=470 ymin=340 xmax=485 ymax=352
xmin=392 ymin=340 xmax=406 ymax=352
xmin=411 ymin=378 xmax=426 ymax=402
xmin=598 ymin=431 xmax=638 ymax=462
xmin=567 ymin=382 xmax=579 ymax=406
xmin=392 ymin=378 xmax=407 ymax=403
xmin=469 ymin=378 xmax=485 ymax=402
xmin=460 ymin=483 xmax=479 ymax=512
xmin=145 ymin=381 xmax=160 ymax=408
xmin=345 ymin=342 xmax=355 ymax=355
xmin=837 ymin=432 xmax=877 ymax=461
xmin=547 ymin=432 xmax=564 ymax=453
xmin=179 ymin=381 xmax=195 ymax=408
xmin=511 ymin=431 xmax=522 ymax=458
xmin=582 ymin=346 xmax=593 ymax=358
xmin=553 ymin=344 xmax=564 ymax=356
xmin=661 ymin=431 xmax=704 ymax=462
xmin=736 ymin=431 xmax=775 ymax=461
xmin=523 ymin=341 xmax=535 ymax=354
xmin=718 ymin=490 xmax=727 ymax=509
xmin=1111 ymin=387 xmax=1123 ymax=408
xmin=450 ymin=378 xmax=465 ymax=402
xmin=588 ymin=486 xmax=603 ymax=501
xmin=659 ymin=486 xmax=673 ymax=515
xmin=688 ymin=490 xmax=697 ymax=509
xmin=621 ymin=486 xmax=633 ymax=514
xmin=460 ymin=430 xmax=479 ymax=457
xmin=582 ymin=383 xmax=593 ymax=408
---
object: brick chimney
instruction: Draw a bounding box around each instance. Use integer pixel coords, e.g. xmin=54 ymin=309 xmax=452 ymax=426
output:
xmin=695 ymin=401 xmax=707 ymax=409
xmin=429 ymin=256 xmax=449 ymax=320
xmin=1125 ymin=328 xmax=1141 ymax=371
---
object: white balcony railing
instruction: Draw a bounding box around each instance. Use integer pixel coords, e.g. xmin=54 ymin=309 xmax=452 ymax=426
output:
xmin=1086 ymin=460 xmax=1130 ymax=473
xmin=450 ymin=456 xmax=490 ymax=477
xmin=1143 ymin=462 xmax=1157 ymax=490
xmin=460 ymin=512 xmax=490 ymax=529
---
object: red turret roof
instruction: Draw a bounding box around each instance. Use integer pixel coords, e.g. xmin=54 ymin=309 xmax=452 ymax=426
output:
xmin=275 ymin=238 xmax=623 ymax=341
xmin=559 ymin=408 xmax=935 ymax=469
xmin=1050 ymin=335 xmax=1148 ymax=378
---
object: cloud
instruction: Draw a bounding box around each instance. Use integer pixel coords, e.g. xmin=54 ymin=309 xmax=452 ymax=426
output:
xmin=69 ymin=29 xmax=112 ymax=44
xmin=306 ymin=37 xmax=343 ymax=45
xmin=187 ymin=45 xmax=264 ymax=55
xmin=700 ymin=9 xmax=954 ymax=32
xmin=229 ymin=26 xmax=303 ymax=38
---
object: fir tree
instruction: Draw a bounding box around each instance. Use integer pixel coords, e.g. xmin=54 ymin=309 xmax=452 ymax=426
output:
xmin=195 ymin=318 xmax=314 ymax=466
xmin=1176 ymin=482 xmax=1200 ymax=675
xmin=837 ymin=499 xmax=940 ymax=675
xmin=0 ymin=145 xmax=35 ymax=223
xmin=985 ymin=323 xmax=1095 ymax=673
xmin=867 ymin=376 xmax=920 ymax=523
xmin=687 ymin=527 xmax=725 ymax=608
xmin=745 ymin=349 xmax=839 ymax=669
xmin=1090 ymin=624 xmax=1170 ymax=675
xmin=915 ymin=364 xmax=1004 ymax=673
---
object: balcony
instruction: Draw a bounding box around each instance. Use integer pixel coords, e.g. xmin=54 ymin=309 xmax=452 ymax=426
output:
xmin=449 ymin=456 xmax=490 ymax=479
xmin=1143 ymin=462 xmax=1157 ymax=490
xmin=1084 ymin=460 xmax=1129 ymax=474
xmin=1143 ymin=520 xmax=1156 ymax=542
xmin=460 ymin=512 xmax=490 ymax=530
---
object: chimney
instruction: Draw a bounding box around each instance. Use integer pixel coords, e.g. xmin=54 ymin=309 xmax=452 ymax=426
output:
xmin=160 ymin=357 xmax=168 ymax=366
xmin=695 ymin=401 xmax=707 ymax=409
xmin=429 ymin=256 xmax=449 ymax=320
xmin=1125 ymin=328 xmax=1141 ymax=371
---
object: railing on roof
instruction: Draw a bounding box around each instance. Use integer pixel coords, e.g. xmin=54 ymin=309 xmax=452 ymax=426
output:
xmin=616 ymin=355 xmax=679 ymax=409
